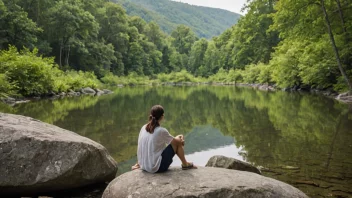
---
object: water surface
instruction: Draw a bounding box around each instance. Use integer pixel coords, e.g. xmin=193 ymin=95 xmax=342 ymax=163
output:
xmin=1 ymin=86 xmax=351 ymax=198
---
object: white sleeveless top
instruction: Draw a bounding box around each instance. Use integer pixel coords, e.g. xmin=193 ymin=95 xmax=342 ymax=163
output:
xmin=137 ymin=125 xmax=174 ymax=173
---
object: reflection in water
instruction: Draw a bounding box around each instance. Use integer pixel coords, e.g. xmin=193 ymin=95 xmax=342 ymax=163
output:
xmin=1 ymin=86 xmax=352 ymax=198
xmin=183 ymin=125 xmax=235 ymax=154
xmin=172 ymin=144 xmax=245 ymax=167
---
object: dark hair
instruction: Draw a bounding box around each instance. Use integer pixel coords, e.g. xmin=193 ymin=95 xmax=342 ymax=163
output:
xmin=146 ymin=105 xmax=164 ymax=133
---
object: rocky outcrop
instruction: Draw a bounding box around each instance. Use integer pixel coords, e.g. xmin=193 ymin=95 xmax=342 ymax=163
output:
xmin=103 ymin=89 xmax=113 ymax=94
xmin=81 ymin=87 xmax=96 ymax=95
xmin=206 ymin=155 xmax=261 ymax=175
xmin=95 ymin=89 xmax=105 ymax=96
xmin=336 ymin=92 xmax=352 ymax=103
xmin=1 ymin=97 xmax=30 ymax=106
xmin=102 ymin=167 xmax=308 ymax=198
xmin=0 ymin=113 xmax=118 ymax=195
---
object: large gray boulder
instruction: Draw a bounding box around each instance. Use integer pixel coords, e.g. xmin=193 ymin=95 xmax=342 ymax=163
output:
xmin=0 ymin=113 xmax=118 ymax=195
xmin=103 ymin=167 xmax=308 ymax=198
xmin=206 ymin=155 xmax=261 ymax=175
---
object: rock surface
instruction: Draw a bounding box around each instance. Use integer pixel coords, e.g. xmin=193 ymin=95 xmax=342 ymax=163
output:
xmin=81 ymin=87 xmax=96 ymax=95
xmin=1 ymin=97 xmax=16 ymax=105
xmin=206 ymin=155 xmax=261 ymax=175
xmin=336 ymin=92 xmax=352 ymax=103
xmin=0 ymin=113 xmax=118 ymax=195
xmin=103 ymin=167 xmax=308 ymax=198
xmin=103 ymin=89 xmax=113 ymax=94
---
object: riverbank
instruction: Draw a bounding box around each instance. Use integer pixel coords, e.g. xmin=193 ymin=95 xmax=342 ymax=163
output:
xmin=2 ymin=82 xmax=351 ymax=106
xmin=159 ymin=82 xmax=351 ymax=104
xmin=0 ymin=87 xmax=113 ymax=106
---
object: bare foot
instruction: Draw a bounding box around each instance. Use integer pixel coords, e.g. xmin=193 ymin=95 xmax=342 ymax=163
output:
xmin=131 ymin=163 xmax=140 ymax=171
xmin=182 ymin=162 xmax=197 ymax=170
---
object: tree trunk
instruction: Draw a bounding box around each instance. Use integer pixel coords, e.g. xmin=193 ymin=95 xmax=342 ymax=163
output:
xmin=59 ymin=40 xmax=63 ymax=68
xmin=321 ymin=0 xmax=352 ymax=92
xmin=335 ymin=0 xmax=351 ymax=70
xmin=335 ymin=0 xmax=347 ymax=33
xmin=65 ymin=45 xmax=70 ymax=66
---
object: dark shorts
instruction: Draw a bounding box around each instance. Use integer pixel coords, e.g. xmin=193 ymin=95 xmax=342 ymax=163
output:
xmin=156 ymin=144 xmax=175 ymax=173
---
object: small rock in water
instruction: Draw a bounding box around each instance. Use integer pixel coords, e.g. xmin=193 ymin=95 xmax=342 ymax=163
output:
xmin=103 ymin=89 xmax=113 ymax=94
xmin=206 ymin=155 xmax=261 ymax=175
xmin=81 ymin=87 xmax=96 ymax=95
xmin=1 ymin=97 xmax=16 ymax=105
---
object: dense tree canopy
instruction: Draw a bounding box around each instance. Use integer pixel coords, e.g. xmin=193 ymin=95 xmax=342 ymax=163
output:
xmin=1 ymin=0 xmax=352 ymax=97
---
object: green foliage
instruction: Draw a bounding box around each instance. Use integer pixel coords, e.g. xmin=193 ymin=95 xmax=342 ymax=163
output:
xmin=270 ymin=0 xmax=352 ymax=91
xmin=269 ymin=39 xmax=303 ymax=88
xmin=241 ymin=64 xmax=261 ymax=84
xmin=101 ymin=72 xmax=151 ymax=86
xmin=208 ymin=68 xmax=229 ymax=83
xmin=114 ymin=0 xmax=241 ymax=39
xmin=0 ymin=46 xmax=55 ymax=96
xmin=2 ymin=0 xmax=352 ymax=92
xmin=52 ymin=70 xmax=101 ymax=93
xmin=156 ymin=70 xmax=201 ymax=83
xmin=0 ymin=74 xmax=12 ymax=97
xmin=230 ymin=0 xmax=279 ymax=68
xmin=298 ymin=37 xmax=338 ymax=89
xmin=171 ymin=25 xmax=198 ymax=55
xmin=228 ymin=69 xmax=243 ymax=83
xmin=188 ymin=38 xmax=208 ymax=74
xmin=0 ymin=0 xmax=41 ymax=49
xmin=0 ymin=46 xmax=101 ymax=96
xmin=334 ymin=70 xmax=352 ymax=92
xmin=257 ymin=63 xmax=272 ymax=84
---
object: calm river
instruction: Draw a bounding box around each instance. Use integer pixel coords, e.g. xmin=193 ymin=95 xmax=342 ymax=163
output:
xmin=1 ymin=86 xmax=351 ymax=198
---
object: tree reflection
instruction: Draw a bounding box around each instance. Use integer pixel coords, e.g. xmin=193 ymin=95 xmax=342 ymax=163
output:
xmin=1 ymin=86 xmax=351 ymax=197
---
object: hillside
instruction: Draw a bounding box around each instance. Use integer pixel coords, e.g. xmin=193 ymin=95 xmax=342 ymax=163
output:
xmin=114 ymin=0 xmax=241 ymax=38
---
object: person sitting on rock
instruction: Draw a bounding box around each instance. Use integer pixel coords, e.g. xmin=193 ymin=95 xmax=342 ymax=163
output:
xmin=131 ymin=105 xmax=197 ymax=173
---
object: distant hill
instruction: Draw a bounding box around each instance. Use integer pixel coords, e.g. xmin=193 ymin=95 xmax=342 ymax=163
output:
xmin=114 ymin=0 xmax=242 ymax=38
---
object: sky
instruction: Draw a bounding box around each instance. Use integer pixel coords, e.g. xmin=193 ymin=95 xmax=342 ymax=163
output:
xmin=172 ymin=0 xmax=248 ymax=15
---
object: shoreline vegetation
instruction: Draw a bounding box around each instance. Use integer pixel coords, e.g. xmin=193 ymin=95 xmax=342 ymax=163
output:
xmin=1 ymin=0 xmax=352 ymax=105
xmin=0 ymin=45 xmax=350 ymax=105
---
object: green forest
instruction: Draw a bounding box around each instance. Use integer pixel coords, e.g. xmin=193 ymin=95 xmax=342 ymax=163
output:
xmin=0 ymin=0 xmax=351 ymax=98
xmin=114 ymin=0 xmax=241 ymax=38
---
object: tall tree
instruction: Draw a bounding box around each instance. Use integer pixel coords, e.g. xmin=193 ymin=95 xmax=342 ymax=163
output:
xmin=171 ymin=25 xmax=198 ymax=55
xmin=272 ymin=0 xmax=352 ymax=91
xmin=188 ymin=38 xmax=208 ymax=74
xmin=46 ymin=0 xmax=99 ymax=67
xmin=0 ymin=0 xmax=41 ymax=50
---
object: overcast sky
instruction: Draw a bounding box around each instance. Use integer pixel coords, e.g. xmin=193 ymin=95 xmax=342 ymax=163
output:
xmin=172 ymin=0 xmax=248 ymax=15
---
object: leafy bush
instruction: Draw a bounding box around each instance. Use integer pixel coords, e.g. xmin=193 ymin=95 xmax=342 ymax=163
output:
xmin=242 ymin=64 xmax=261 ymax=83
xmin=0 ymin=74 xmax=13 ymax=97
xmin=156 ymin=70 xmax=201 ymax=83
xmin=0 ymin=46 xmax=55 ymax=96
xmin=0 ymin=46 xmax=102 ymax=96
xmin=52 ymin=70 xmax=101 ymax=93
xmin=208 ymin=68 xmax=228 ymax=83
xmin=227 ymin=69 xmax=243 ymax=83
xmin=257 ymin=63 xmax=272 ymax=84
xmin=333 ymin=70 xmax=352 ymax=93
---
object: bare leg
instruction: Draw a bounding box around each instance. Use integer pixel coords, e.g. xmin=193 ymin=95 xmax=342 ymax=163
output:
xmin=171 ymin=140 xmax=188 ymax=165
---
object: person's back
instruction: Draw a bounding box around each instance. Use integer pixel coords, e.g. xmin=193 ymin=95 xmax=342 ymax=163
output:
xmin=132 ymin=105 xmax=197 ymax=173
xmin=137 ymin=125 xmax=173 ymax=173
